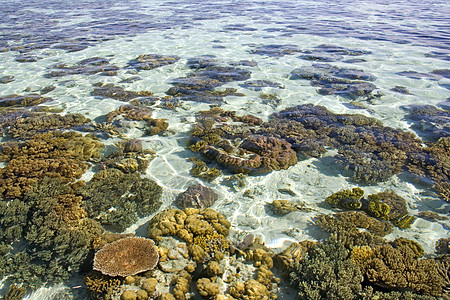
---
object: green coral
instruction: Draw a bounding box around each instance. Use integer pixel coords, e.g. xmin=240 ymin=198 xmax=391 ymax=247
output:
xmin=325 ymin=188 xmax=364 ymax=209
xmin=394 ymin=214 xmax=416 ymax=229
xmin=0 ymin=178 xmax=103 ymax=290
xmin=80 ymin=168 xmax=163 ymax=231
xmin=367 ymin=199 xmax=391 ymax=220
xmin=189 ymin=157 xmax=222 ymax=182
xmin=366 ymin=191 xmax=408 ymax=221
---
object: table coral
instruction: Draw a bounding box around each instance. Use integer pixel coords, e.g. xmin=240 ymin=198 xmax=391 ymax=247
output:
xmin=93 ymin=237 xmax=159 ymax=277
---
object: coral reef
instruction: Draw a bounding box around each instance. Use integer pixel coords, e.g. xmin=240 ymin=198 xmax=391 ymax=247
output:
xmin=45 ymin=57 xmax=119 ymax=77
xmin=189 ymin=108 xmax=297 ymax=174
xmin=104 ymin=104 xmax=170 ymax=136
xmin=325 ymin=187 xmax=364 ymax=209
xmin=101 ymin=139 xmax=155 ymax=173
xmin=366 ymin=191 xmax=408 ymax=222
xmin=92 ymin=83 xmax=153 ymax=101
xmin=402 ymin=104 xmax=450 ymax=141
xmin=0 ymin=93 xmax=51 ymax=107
xmin=247 ymin=44 xmax=302 ymax=57
xmin=239 ymin=79 xmax=285 ymax=91
xmin=80 ymin=168 xmax=163 ymax=231
xmin=0 ymin=131 xmax=103 ymax=198
xmin=0 ymin=177 xmax=103 ymax=290
xmin=126 ymin=53 xmax=180 ymax=71
xmin=358 ymin=241 xmax=448 ymax=296
xmin=188 ymin=157 xmax=222 ymax=182
xmin=269 ymin=199 xmax=314 ymax=215
xmin=267 ymin=104 xmax=431 ymax=185
xmin=0 ymin=75 xmax=14 ymax=84
xmin=166 ymin=56 xmax=250 ymax=103
xmin=0 ymin=111 xmax=91 ymax=139
xmin=290 ymin=63 xmax=377 ymax=98
xmin=106 ymin=105 xmax=153 ymax=122
xmin=314 ymin=210 xmax=393 ymax=240
xmin=176 ymin=184 xmax=218 ymax=209
xmin=289 ymin=237 xmax=364 ymax=300
xmin=93 ymin=237 xmax=159 ymax=277
xmin=298 ymin=44 xmax=371 ymax=62
xmin=84 ymin=271 xmax=124 ymax=300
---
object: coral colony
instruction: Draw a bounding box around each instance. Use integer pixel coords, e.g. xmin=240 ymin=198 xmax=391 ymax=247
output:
xmin=0 ymin=1 xmax=449 ymax=299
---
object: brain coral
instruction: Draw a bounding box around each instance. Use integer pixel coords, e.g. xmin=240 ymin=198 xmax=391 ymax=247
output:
xmin=93 ymin=237 xmax=159 ymax=277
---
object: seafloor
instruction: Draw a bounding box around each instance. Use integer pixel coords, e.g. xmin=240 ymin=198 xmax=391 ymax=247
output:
xmin=0 ymin=0 xmax=449 ymax=299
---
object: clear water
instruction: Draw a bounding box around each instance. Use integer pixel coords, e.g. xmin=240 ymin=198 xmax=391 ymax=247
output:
xmin=0 ymin=0 xmax=449 ymax=299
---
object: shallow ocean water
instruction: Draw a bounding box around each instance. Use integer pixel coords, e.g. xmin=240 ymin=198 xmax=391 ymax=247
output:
xmin=0 ymin=0 xmax=449 ymax=299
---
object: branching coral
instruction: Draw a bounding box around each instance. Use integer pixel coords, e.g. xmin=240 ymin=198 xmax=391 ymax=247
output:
xmin=289 ymin=237 xmax=364 ymax=300
xmin=0 ymin=177 xmax=103 ymax=290
xmin=84 ymin=271 xmax=123 ymax=300
xmin=80 ymin=168 xmax=162 ymax=231
xmin=2 ymin=112 xmax=91 ymax=139
xmin=359 ymin=242 xmax=447 ymax=296
xmin=0 ymin=131 xmax=103 ymax=198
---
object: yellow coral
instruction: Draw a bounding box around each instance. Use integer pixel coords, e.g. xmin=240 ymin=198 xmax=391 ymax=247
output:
xmin=196 ymin=278 xmax=220 ymax=298
xmin=350 ymin=245 xmax=374 ymax=267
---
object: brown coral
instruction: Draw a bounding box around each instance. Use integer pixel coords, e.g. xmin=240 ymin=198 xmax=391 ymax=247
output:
xmin=0 ymin=131 xmax=103 ymax=198
xmin=93 ymin=237 xmax=159 ymax=277
xmin=360 ymin=242 xmax=448 ymax=296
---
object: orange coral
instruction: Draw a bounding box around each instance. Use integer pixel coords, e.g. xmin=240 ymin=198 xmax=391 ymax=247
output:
xmin=93 ymin=237 xmax=159 ymax=277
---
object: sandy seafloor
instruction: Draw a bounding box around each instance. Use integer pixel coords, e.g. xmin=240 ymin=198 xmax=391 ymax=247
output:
xmin=0 ymin=0 xmax=449 ymax=299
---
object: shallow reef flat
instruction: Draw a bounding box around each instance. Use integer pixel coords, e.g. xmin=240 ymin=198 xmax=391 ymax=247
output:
xmin=0 ymin=0 xmax=449 ymax=299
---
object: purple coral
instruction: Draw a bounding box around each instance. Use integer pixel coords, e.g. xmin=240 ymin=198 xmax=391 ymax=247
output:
xmin=176 ymin=184 xmax=218 ymax=209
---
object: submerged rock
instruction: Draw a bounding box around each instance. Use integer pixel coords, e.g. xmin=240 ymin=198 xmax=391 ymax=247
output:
xmin=176 ymin=184 xmax=218 ymax=209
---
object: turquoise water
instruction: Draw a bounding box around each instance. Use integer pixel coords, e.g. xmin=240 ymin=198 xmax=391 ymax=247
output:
xmin=0 ymin=0 xmax=449 ymax=299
